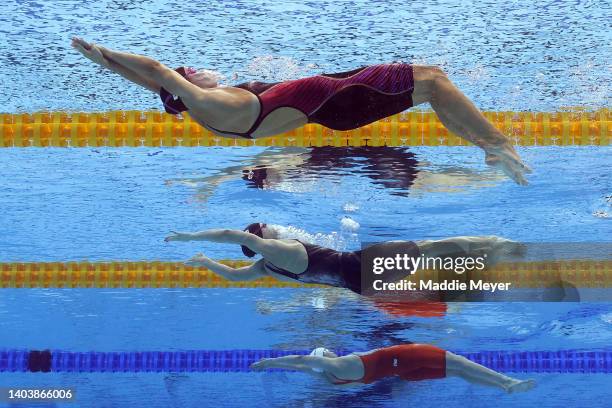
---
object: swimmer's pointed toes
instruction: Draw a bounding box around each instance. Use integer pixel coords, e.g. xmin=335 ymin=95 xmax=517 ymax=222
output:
xmin=514 ymin=173 xmax=529 ymax=186
xmin=512 ymin=242 xmax=529 ymax=256
xmin=507 ymin=161 xmax=530 ymax=185
xmin=507 ymin=166 xmax=528 ymax=185
xmin=507 ymin=379 xmax=536 ymax=393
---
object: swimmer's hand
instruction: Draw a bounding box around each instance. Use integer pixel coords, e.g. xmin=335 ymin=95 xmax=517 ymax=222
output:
xmin=250 ymin=359 xmax=271 ymax=371
xmin=185 ymin=253 xmax=211 ymax=266
xmin=71 ymin=37 xmax=92 ymax=50
xmin=71 ymin=37 xmax=108 ymax=67
xmin=165 ymin=231 xmax=194 ymax=242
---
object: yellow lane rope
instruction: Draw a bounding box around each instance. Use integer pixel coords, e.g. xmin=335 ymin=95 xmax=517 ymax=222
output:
xmin=1 ymin=110 xmax=609 ymax=147
xmin=0 ymin=260 xmax=609 ymax=288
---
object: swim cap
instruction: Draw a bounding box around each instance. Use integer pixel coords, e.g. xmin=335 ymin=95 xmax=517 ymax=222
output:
xmin=241 ymin=223 xmax=266 ymax=258
xmin=309 ymin=347 xmax=330 ymax=373
xmin=184 ymin=67 xmax=223 ymax=88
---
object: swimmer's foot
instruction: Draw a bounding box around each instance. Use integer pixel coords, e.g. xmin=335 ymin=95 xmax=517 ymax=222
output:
xmin=484 ymin=143 xmax=532 ymax=186
xmin=450 ymin=236 xmax=526 ymax=259
xmin=486 ymin=237 xmax=528 ymax=266
xmin=449 ymin=236 xmax=526 ymax=266
xmin=505 ymin=378 xmax=536 ymax=393
xmin=488 ymin=237 xmax=527 ymax=258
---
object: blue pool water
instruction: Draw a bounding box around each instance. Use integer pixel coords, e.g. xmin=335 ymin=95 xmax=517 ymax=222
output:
xmin=0 ymin=147 xmax=610 ymax=261
xmin=1 ymin=0 xmax=611 ymax=407
xmin=0 ymin=146 xmax=611 ymax=407
xmin=0 ymin=290 xmax=611 ymax=407
xmin=1 ymin=0 xmax=610 ymax=112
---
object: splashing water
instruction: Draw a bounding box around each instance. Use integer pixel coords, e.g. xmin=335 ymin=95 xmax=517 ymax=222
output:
xmin=592 ymin=194 xmax=611 ymax=219
xmin=340 ymin=216 xmax=360 ymax=232
xmin=245 ymin=55 xmax=318 ymax=81
xmin=270 ymin=221 xmax=359 ymax=251
xmin=343 ymin=203 xmax=360 ymax=212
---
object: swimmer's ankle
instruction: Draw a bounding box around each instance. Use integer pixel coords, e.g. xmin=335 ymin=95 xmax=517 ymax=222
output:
xmin=504 ymin=378 xmax=535 ymax=393
xmin=502 ymin=378 xmax=518 ymax=393
xmin=480 ymin=130 xmax=511 ymax=148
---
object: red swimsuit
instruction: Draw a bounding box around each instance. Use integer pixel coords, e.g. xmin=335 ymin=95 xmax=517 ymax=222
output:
xmin=332 ymin=344 xmax=447 ymax=385
xmin=160 ymin=63 xmax=415 ymax=138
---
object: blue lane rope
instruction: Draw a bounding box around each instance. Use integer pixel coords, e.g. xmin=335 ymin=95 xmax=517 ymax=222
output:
xmin=1 ymin=349 xmax=610 ymax=373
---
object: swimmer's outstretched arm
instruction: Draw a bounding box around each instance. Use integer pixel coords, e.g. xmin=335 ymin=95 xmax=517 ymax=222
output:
xmin=251 ymin=355 xmax=338 ymax=373
xmin=186 ymin=255 xmax=266 ymax=281
xmin=97 ymin=45 xmax=204 ymax=101
xmin=72 ymin=37 xmax=203 ymax=101
xmin=71 ymin=37 xmax=159 ymax=93
xmin=166 ymin=229 xmax=259 ymax=245
xmin=165 ymin=229 xmax=284 ymax=260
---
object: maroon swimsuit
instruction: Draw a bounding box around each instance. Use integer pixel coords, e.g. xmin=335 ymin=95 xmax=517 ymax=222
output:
xmin=160 ymin=63 xmax=415 ymax=139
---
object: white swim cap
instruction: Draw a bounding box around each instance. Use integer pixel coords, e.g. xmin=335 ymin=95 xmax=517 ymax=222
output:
xmin=310 ymin=347 xmax=330 ymax=357
xmin=309 ymin=347 xmax=330 ymax=373
xmin=185 ymin=68 xmax=224 ymax=88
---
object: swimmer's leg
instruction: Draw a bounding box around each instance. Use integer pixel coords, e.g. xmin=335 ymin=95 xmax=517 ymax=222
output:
xmin=445 ymin=352 xmax=535 ymax=393
xmin=411 ymin=66 xmax=531 ymax=185
xmin=417 ymin=236 xmax=526 ymax=263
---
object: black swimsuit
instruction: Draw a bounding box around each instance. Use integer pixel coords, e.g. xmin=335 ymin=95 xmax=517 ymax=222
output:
xmin=263 ymin=240 xmax=422 ymax=294
xmin=263 ymin=241 xmax=362 ymax=293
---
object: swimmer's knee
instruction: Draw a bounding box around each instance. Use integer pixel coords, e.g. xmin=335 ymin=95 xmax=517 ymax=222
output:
xmin=444 ymin=351 xmax=470 ymax=372
xmin=415 ymin=65 xmax=447 ymax=81
xmin=412 ymin=65 xmax=450 ymax=103
xmin=428 ymin=65 xmax=447 ymax=78
xmin=428 ymin=67 xmax=451 ymax=94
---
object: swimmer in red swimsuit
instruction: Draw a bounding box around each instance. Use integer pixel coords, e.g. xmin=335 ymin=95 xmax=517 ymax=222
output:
xmin=72 ymin=37 xmax=531 ymax=185
xmin=164 ymin=223 xmax=525 ymax=294
xmin=251 ymin=344 xmax=536 ymax=393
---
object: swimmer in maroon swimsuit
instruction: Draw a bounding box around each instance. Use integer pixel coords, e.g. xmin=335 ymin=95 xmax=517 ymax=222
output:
xmin=164 ymin=223 xmax=524 ymax=294
xmin=251 ymin=344 xmax=535 ymax=393
xmin=72 ymin=37 xmax=531 ymax=185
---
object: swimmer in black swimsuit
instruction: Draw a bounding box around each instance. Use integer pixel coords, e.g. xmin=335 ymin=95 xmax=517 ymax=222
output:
xmin=164 ymin=223 xmax=525 ymax=294
xmin=72 ymin=37 xmax=531 ymax=184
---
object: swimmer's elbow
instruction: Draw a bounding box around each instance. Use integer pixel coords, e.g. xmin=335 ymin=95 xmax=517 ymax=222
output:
xmin=221 ymin=229 xmax=244 ymax=243
xmin=223 ymin=264 xmax=263 ymax=282
xmin=209 ymin=229 xmax=240 ymax=243
xmin=228 ymin=271 xmax=260 ymax=282
xmin=224 ymin=273 xmax=244 ymax=282
xmin=145 ymin=60 xmax=168 ymax=78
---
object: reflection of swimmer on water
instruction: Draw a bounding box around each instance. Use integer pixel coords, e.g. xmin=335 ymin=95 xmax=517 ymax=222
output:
xmin=166 ymin=146 xmax=507 ymax=200
xmin=165 ymin=223 xmax=523 ymax=294
xmin=244 ymin=147 xmax=422 ymax=195
xmin=72 ymin=38 xmax=530 ymax=184
xmin=255 ymin=290 xmax=451 ymax=318
xmin=255 ymin=290 xmax=350 ymax=315
xmin=251 ymin=344 xmax=535 ymax=393
xmin=372 ymin=300 xmax=449 ymax=318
